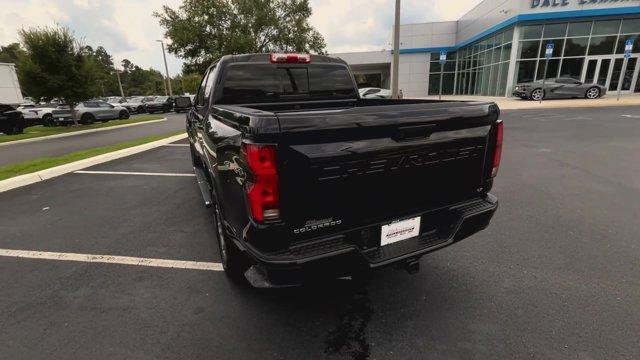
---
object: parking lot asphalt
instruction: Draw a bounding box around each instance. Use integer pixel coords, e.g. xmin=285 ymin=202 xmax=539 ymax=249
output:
xmin=0 ymin=113 xmax=185 ymax=167
xmin=1 ymin=106 xmax=640 ymax=359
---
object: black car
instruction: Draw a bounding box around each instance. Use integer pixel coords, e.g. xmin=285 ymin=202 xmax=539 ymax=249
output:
xmin=187 ymin=53 xmax=502 ymax=287
xmin=0 ymin=104 xmax=26 ymax=135
xmin=145 ymin=96 xmax=173 ymax=113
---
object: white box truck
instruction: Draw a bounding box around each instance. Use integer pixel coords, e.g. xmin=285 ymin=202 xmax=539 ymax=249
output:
xmin=0 ymin=62 xmax=23 ymax=105
xmin=0 ymin=63 xmax=26 ymax=135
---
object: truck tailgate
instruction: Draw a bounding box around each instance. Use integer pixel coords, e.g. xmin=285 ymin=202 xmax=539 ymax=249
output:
xmin=276 ymin=102 xmax=499 ymax=237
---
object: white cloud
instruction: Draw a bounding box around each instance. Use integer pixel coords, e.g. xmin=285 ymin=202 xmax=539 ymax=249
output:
xmin=310 ymin=0 xmax=482 ymax=53
xmin=0 ymin=0 xmax=481 ymax=73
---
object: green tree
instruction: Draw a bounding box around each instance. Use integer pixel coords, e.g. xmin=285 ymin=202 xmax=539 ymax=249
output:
xmin=0 ymin=43 xmax=27 ymax=64
xmin=154 ymin=0 xmax=326 ymax=73
xmin=18 ymin=25 xmax=100 ymax=125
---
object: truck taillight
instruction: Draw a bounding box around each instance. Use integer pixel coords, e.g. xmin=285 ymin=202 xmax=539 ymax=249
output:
xmin=243 ymin=143 xmax=280 ymax=222
xmin=270 ymin=53 xmax=311 ymax=64
xmin=491 ymin=120 xmax=503 ymax=177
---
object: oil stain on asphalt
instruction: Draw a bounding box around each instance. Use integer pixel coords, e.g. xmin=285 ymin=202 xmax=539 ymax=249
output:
xmin=324 ymin=284 xmax=373 ymax=360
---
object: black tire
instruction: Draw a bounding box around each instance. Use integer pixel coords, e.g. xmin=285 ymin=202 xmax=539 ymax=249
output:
xmin=42 ymin=114 xmax=54 ymax=127
xmin=585 ymin=87 xmax=601 ymax=99
xmin=137 ymin=106 xmax=145 ymax=114
xmin=119 ymin=110 xmax=130 ymax=120
xmin=80 ymin=113 xmax=95 ymax=125
xmin=213 ymin=202 xmax=250 ymax=283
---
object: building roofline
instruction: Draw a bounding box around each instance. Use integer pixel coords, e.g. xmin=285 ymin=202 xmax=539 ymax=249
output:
xmin=399 ymin=6 xmax=640 ymax=54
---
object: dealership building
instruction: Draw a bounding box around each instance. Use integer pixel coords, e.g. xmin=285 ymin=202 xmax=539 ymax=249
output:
xmin=333 ymin=0 xmax=640 ymax=97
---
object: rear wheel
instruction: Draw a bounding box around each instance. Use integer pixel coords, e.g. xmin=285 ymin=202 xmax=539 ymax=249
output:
xmin=530 ymin=88 xmax=544 ymax=101
xmin=119 ymin=110 xmax=130 ymax=119
xmin=585 ymin=87 xmax=600 ymax=99
xmin=80 ymin=113 xmax=95 ymax=125
xmin=213 ymin=202 xmax=250 ymax=282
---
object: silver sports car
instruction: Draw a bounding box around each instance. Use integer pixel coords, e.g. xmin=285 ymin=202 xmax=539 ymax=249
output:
xmin=513 ymin=77 xmax=606 ymax=101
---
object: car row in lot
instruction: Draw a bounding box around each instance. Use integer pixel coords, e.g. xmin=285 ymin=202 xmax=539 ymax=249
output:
xmin=106 ymin=95 xmax=195 ymax=114
xmin=1 ymin=95 xmax=196 ymax=135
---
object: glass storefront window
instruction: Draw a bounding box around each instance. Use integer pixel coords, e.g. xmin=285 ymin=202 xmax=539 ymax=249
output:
xmin=516 ymin=60 xmax=537 ymax=83
xmin=592 ymin=20 xmax=621 ymax=36
xmin=492 ymin=47 xmax=502 ymax=63
xmin=615 ymin=34 xmax=640 ymax=54
xmin=559 ymin=58 xmax=584 ymax=79
xmin=567 ymin=22 xmax=592 ymax=37
xmin=539 ymin=39 xmax=564 ymax=58
xmin=563 ymin=37 xmax=588 ymax=57
xmin=489 ymin=64 xmax=499 ymax=96
xmin=537 ymin=59 xmax=560 ymax=80
xmin=521 ymin=25 xmax=543 ymax=39
xmin=544 ymin=23 xmax=568 ymax=38
xmin=621 ymin=18 xmax=640 ymax=34
xmin=503 ymin=28 xmax=514 ymax=43
xmin=502 ymin=42 xmax=512 ymax=61
xmin=498 ymin=62 xmax=509 ymax=97
xmin=588 ymin=36 xmax=617 ymax=55
xmin=519 ymin=40 xmax=541 ymax=59
xmin=442 ymin=73 xmax=455 ymax=95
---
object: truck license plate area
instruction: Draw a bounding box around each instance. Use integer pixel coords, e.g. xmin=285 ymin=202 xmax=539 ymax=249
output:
xmin=380 ymin=216 xmax=421 ymax=246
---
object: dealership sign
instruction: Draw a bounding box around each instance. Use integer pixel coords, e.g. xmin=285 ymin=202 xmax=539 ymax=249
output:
xmin=532 ymin=0 xmax=640 ymax=8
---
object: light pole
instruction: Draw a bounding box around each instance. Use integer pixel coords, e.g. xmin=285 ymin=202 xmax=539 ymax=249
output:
xmin=391 ymin=0 xmax=401 ymax=99
xmin=115 ymin=69 xmax=125 ymax=98
xmin=156 ymin=40 xmax=173 ymax=96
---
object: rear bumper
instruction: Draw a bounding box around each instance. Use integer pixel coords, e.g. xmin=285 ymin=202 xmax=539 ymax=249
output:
xmin=239 ymin=195 xmax=498 ymax=283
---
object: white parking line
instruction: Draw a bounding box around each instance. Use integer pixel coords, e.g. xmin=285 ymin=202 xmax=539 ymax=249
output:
xmin=74 ymin=170 xmax=195 ymax=177
xmin=0 ymin=248 xmax=223 ymax=271
xmin=163 ymin=143 xmax=190 ymax=147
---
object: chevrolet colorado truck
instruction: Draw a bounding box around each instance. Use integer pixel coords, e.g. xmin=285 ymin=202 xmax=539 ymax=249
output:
xmin=187 ymin=53 xmax=502 ymax=287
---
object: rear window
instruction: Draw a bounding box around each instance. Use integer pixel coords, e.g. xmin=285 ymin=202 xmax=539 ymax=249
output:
xmin=218 ymin=64 xmax=356 ymax=104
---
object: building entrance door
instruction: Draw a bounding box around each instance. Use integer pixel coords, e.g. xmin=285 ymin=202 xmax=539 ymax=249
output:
xmin=582 ymin=55 xmax=640 ymax=94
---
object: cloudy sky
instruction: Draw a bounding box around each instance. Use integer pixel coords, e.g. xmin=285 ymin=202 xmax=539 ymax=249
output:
xmin=0 ymin=0 xmax=481 ymax=75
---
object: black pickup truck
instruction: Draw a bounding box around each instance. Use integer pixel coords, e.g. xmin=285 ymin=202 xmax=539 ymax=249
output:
xmin=187 ymin=53 xmax=502 ymax=287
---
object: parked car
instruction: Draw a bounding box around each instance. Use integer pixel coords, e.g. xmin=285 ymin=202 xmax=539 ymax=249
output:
xmin=173 ymin=95 xmax=193 ymax=113
xmin=17 ymin=103 xmax=69 ymax=126
xmin=145 ymin=96 xmax=173 ymax=113
xmin=16 ymin=104 xmax=40 ymax=126
xmin=120 ymin=96 xmax=148 ymax=114
xmin=74 ymin=101 xmax=129 ymax=124
xmin=187 ymin=53 xmax=502 ymax=287
xmin=513 ymin=77 xmax=606 ymax=100
xmin=0 ymin=104 xmax=26 ymax=135
xmin=359 ymin=87 xmax=392 ymax=99
xmin=104 ymin=96 xmax=127 ymax=106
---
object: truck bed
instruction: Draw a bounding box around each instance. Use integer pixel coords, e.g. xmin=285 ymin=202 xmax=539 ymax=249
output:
xmin=213 ymin=99 xmax=499 ymax=246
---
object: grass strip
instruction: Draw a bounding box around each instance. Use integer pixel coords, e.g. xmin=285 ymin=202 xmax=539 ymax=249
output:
xmin=0 ymin=114 xmax=165 ymax=144
xmin=0 ymin=131 xmax=185 ymax=181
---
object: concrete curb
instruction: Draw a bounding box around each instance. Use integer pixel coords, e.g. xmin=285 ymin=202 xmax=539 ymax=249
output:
xmin=0 ymin=118 xmax=167 ymax=147
xmin=0 ymin=133 xmax=188 ymax=193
